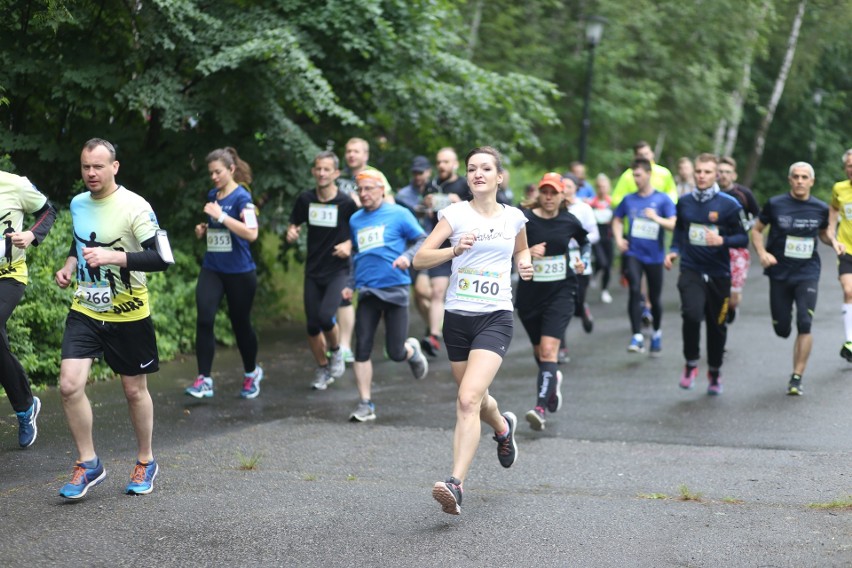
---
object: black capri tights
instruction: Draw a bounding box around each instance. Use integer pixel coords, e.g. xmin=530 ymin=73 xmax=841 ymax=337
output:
xmin=769 ymin=279 xmax=818 ymax=337
xmin=354 ymin=294 xmax=409 ymax=363
xmin=196 ymin=268 xmax=258 ymax=375
xmin=304 ymin=272 xmax=348 ymax=336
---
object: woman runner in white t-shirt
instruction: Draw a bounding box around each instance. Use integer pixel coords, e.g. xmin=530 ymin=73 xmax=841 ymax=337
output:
xmin=413 ymin=146 xmax=533 ymax=515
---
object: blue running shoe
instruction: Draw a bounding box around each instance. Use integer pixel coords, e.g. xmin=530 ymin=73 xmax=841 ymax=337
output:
xmin=241 ymin=367 xmax=263 ymax=399
xmin=16 ymin=396 xmax=41 ymax=448
xmin=185 ymin=375 xmax=213 ymax=398
xmin=649 ymin=335 xmax=662 ymax=357
xmin=126 ymin=460 xmax=159 ymax=495
xmin=59 ymin=458 xmax=106 ymax=499
xmin=627 ymin=336 xmax=645 ymax=353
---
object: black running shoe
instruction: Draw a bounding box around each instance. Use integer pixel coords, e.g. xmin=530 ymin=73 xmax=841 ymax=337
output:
xmin=432 ymin=477 xmax=463 ymax=515
xmin=420 ymin=334 xmax=441 ymax=358
xmin=787 ymin=375 xmax=803 ymax=396
xmin=840 ymin=342 xmax=852 ymax=362
xmin=726 ymin=308 xmax=737 ymax=324
xmin=493 ymin=412 xmax=518 ymax=468
xmin=581 ymin=303 xmax=594 ymax=333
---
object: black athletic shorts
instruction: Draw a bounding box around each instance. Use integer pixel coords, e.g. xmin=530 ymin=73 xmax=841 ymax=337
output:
xmin=443 ymin=310 xmax=513 ymax=362
xmin=838 ymin=253 xmax=852 ymax=276
xmin=428 ymin=259 xmax=452 ymax=279
xmin=61 ymin=311 xmax=159 ymax=376
xmin=519 ymin=286 xmax=574 ymax=345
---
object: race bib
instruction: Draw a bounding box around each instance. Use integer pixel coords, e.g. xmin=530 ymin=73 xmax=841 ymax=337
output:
xmin=631 ymin=218 xmax=660 ymax=240
xmin=308 ymin=203 xmax=339 ymax=228
xmin=206 ymin=228 xmax=232 ymax=253
xmin=357 ymin=225 xmax=385 ymax=252
xmin=456 ymin=268 xmax=503 ymax=303
xmin=784 ymin=235 xmax=814 ymax=259
xmin=593 ymin=208 xmax=613 ymax=224
xmin=430 ymin=193 xmax=452 ymax=211
xmin=569 ymin=246 xmax=592 ymax=275
xmin=688 ymin=223 xmax=717 ymax=246
xmin=844 ymin=203 xmax=852 ymax=220
xmin=533 ymin=255 xmax=567 ymax=282
xmin=75 ymin=282 xmax=113 ymax=313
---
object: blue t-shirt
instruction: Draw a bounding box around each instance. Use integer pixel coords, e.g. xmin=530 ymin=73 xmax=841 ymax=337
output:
xmin=350 ymin=202 xmax=425 ymax=289
xmin=576 ymin=182 xmax=595 ymax=200
xmin=614 ymin=190 xmax=676 ymax=264
xmin=758 ymin=193 xmax=828 ymax=283
xmin=202 ymin=186 xmax=256 ymax=274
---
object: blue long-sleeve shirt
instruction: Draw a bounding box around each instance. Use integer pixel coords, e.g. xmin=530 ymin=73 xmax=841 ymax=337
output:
xmin=670 ymin=191 xmax=748 ymax=277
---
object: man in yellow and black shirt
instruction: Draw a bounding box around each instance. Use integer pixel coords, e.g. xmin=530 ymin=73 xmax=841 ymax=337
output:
xmin=54 ymin=138 xmax=171 ymax=500
xmin=828 ymin=148 xmax=852 ymax=362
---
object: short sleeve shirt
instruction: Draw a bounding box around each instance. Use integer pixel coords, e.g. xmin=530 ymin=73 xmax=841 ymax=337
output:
xmin=69 ymin=186 xmax=160 ymax=322
xmin=202 ymin=186 xmax=256 ymax=274
xmin=0 ymin=172 xmax=48 ymax=284
xmin=614 ymin=191 xmax=676 ymax=264
xmin=831 ymin=179 xmax=852 ymax=250
xmin=758 ymin=193 xmax=828 ymax=282
xmin=289 ymin=189 xmax=358 ymax=280
xmin=440 ymin=202 xmax=527 ymax=313
xmin=350 ymin=202 xmax=424 ymax=289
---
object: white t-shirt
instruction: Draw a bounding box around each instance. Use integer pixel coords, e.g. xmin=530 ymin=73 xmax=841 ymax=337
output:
xmin=439 ymin=201 xmax=527 ymax=313
xmin=568 ymin=200 xmax=599 ymax=276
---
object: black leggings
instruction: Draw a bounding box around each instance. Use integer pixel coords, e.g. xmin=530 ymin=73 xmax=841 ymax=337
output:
xmin=574 ymin=274 xmax=590 ymax=317
xmin=354 ymin=294 xmax=409 ymax=363
xmin=304 ymin=271 xmax=348 ymax=336
xmin=0 ymin=279 xmax=32 ymax=412
xmin=593 ymin=230 xmax=614 ymax=290
xmin=196 ymin=268 xmax=258 ymax=375
xmin=677 ymin=270 xmax=730 ymax=368
xmin=769 ymin=279 xmax=818 ymax=337
xmin=625 ymin=256 xmax=664 ymax=334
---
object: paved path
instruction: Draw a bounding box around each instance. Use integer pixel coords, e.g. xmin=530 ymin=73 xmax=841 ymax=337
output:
xmin=2 ymin=248 xmax=851 ymax=567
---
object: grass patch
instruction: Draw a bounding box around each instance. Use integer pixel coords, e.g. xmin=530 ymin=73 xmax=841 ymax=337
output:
xmin=677 ymin=484 xmax=704 ymax=502
xmin=638 ymin=492 xmax=669 ymax=500
xmin=808 ymin=496 xmax=852 ymax=510
xmin=347 ymin=474 xmax=357 ymax=481
xmin=236 ymin=451 xmax=263 ymax=471
xmin=303 ymin=474 xmax=317 ymax=481
xmin=722 ymin=497 xmax=744 ymax=504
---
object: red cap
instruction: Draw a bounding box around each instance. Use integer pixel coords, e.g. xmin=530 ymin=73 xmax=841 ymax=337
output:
xmin=538 ymin=172 xmax=565 ymax=192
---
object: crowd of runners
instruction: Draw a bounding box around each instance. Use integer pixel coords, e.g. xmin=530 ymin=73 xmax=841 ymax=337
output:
xmin=2 ymin=136 xmax=852 ymax=515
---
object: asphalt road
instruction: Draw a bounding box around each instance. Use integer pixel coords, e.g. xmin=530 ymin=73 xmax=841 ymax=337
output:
xmin=2 ymin=247 xmax=851 ymax=567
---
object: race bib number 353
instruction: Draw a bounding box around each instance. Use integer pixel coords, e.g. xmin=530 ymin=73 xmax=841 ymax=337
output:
xmin=207 ymin=228 xmax=233 ymax=253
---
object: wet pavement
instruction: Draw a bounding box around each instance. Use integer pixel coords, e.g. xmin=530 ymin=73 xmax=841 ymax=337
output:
xmin=2 ymin=247 xmax=851 ymax=567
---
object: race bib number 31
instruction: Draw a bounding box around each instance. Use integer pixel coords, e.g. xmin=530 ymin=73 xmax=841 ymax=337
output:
xmin=784 ymin=235 xmax=814 ymax=259
xmin=207 ymin=228 xmax=233 ymax=253
xmin=308 ymin=203 xmax=339 ymax=228
xmin=76 ymin=282 xmax=113 ymax=312
xmin=533 ymin=255 xmax=567 ymax=282
xmin=456 ymin=268 xmax=502 ymax=303
xmin=357 ymin=225 xmax=385 ymax=252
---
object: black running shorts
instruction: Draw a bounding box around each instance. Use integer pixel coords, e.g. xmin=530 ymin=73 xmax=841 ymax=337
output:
xmin=61 ymin=311 xmax=159 ymax=376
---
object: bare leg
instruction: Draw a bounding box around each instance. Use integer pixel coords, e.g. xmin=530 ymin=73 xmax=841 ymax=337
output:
xmin=793 ymin=333 xmax=813 ymax=376
xmin=448 ymin=350 xmax=505 ymax=483
xmin=429 ymin=277 xmax=449 ymax=337
xmin=59 ymin=358 xmax=96 ymax=462
xmin=337 ymin=304 xmax=355 ymax=351
xmin=413 ymin=273 xmax=432 ymax=326
xmin=122 ymin=374 xmax=154 ymax=463
xmin=353 ymin=360 xmax=372 ymax=401
xmin=307 ymin=333 xmax=329 ymax=366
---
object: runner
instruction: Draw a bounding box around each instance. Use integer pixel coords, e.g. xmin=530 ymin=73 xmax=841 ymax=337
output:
xmin=828 ymin=148 xmax=852 ymax=362
xmin=54 ymin=138 xmax=172 ymax=498
xmin=285 ymin=151 xmax=358 ymax=390
xmin=751 ymin=162 xmax=832 ymax=395
xmin=590 ymin=173 xmax=614 ymax=303
xmin=563 ymin=173 xmax=600 ymax=333
xmin=664 ymin=153 xmax=747 ymax=395
xmin=0 ymin=170 xmax=56 ymax=448
xmin=185 ymin=147 xmax=263 ymax=399
xmin=517 ymin=173 xmax=589 ymax=431
xmin=344 ymin=170 xmax=428 ymax=422
xmin=612 ymin=159 xmax=676 ymax=355
xmin=414 ymin=146 xmax=533 ymax=515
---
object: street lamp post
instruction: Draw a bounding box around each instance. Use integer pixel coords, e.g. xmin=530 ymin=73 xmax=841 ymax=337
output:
xmin=578 ymin=16 xmax=606 ymax=164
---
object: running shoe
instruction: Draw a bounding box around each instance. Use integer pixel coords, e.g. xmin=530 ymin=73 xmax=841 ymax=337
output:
xmin=493 ymin=411 xmax=518 ymax=468
xmin=787 ymin=375 xmax=803 ymax=396
xmin=601 ymin=290 xmax=613 ymax=304
xmin=627 ymin=336 xmax=645 ymax=353
xmin=641 ymin=307 xmax=653 ymax=328
xmin=340 ymin=347 xmax=355 ymax=364
xmin=240 ymin=366 xmax=264 ymax=399
xmin=649 ymin=335 xmax=662 ymax=357
xmin=328 ymin=348 xmax=345 ymax=379
xmin=405 ymin=337 xmax=429 ymax=380
xmin=679 ymin=366 xmax=698 ymax=390
xmin=349 ymin=400 xmax=376 ymax=422
xmin=707 ymin=372 xmax=723 ymax=396
xmin=126 ymin=460 xmax=159 ymax=495
xmin=420 ymin=334 xmax=442 ymax=358
xmin=557 ymin=347 xmax=570 ymax=364
xmin=311 ymin=366 xmax=334 ymax=390
xmin=432 ymin=477 xmax=463 ymax=515
xmin=16 ymin=396 xmax=41 ymax=448
xmin=581 ymin=303 xmax=594 ymax=333
xmin=59 ymin=458 xmax=106 ymax=500
xmin=185 ymin=375 xmax=213 ymax=398
xmin=547 ymin=370 xmax=563 ymax=413
xmin=525 ymin=406 xmax=546 ymax=431
xmin=840 ymin=341 xmax=852 ymax=363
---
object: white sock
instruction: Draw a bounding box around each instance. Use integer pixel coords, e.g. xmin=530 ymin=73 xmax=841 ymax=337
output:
xmin=633 ymin=333 xmax=643 ymax=342
xmin=843 ymin=304 xmax=852 ymax=342
xmin=653 ymin=330 xmax=662 ymax=339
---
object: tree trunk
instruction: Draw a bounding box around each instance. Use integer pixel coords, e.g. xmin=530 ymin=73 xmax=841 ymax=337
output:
xmin=742 ymin=0 xmax=806 ymax=187
xmin=466 ymin=0 xmax=484 ymax=60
